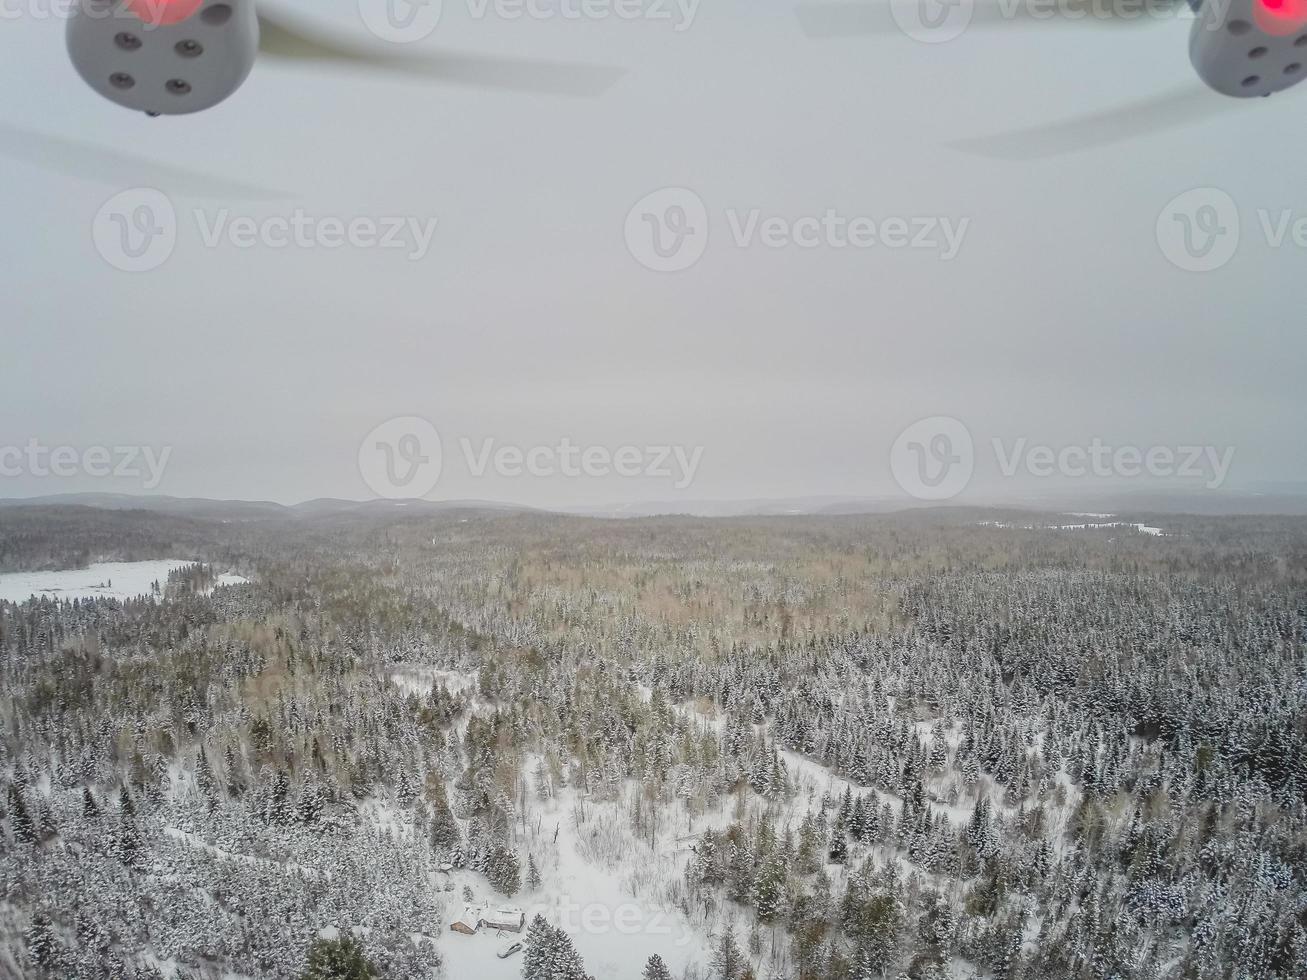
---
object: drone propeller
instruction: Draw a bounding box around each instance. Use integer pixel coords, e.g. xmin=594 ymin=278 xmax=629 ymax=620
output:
xmin=950 ymin=85 xmax=1248 ymax=158
xmin=795 ymin=1 xmax=1247 ymax=157
xmin=256 ymin=10 xmax=625 ymax=98
xmin=0 ymin=123 xmax=287 ymax=200
xmin=796 ymin=0 xmax=1187 ymax=37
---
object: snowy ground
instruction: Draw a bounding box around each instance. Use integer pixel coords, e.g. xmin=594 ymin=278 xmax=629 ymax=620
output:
xmin=0 ymin=560 xmax=250 ymax=603
xmin=390 ymin=666 xmax=480 ymax=699
xmin=390 ymin=675 xmax=1029 ymax=980
xmin=440 ymin=790 xmax=714 ymax=980
xmin=381 ymin=672 xmax=715 ymax=979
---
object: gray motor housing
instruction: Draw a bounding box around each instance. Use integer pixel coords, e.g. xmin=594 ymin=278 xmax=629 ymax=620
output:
xmin=67 ymin=0 xmax=258 ymax=115
xmin=1190 ymin=0 xmax=1307 ymax=97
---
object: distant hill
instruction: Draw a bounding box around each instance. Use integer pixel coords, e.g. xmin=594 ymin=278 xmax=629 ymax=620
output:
xmin=0 ymin=494 xmax=540 ymax=522
xmin=0 ymin=493 xmax=289 ymax=521
xmin=3 ymin=488 xmax=1305 ymax=521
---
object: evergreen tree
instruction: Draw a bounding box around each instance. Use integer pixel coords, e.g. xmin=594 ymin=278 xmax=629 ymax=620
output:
xmin=527 ymin=852 xmax=543 ymax=891
xmin=548 ymin=927 xmax=591 ymax=980
xmin=195 ymin=747 xmax=216 ymax=799
xmin=24 ymin=913 xmax=58 ymax=970
xmin=523 ymin=914 xmax=591 ymax=980
xmin=8 ymin=784 xmax=36 ymax=845
xmin=523 ymin=914 xmax=554 ymax=980
xmin=267 ymin=768 xmax=293 ymax=826
xmin=115 ymin=789 xmax=143 ymax=868
xmin=643 ymin=953 xmax=673 ymax=980
xmin=486 ymin=842 xmax=521 ymax=897
xmin=301 ymin=934 xmax=378 ymax=980
xmin=753 ymin=853 xmax=787 ymax=923
xmin=429 ymin=780 xmax=462 ymax=850
xmin=829 ymin=826 xmax=848 ymax=865
xmin=713 ymin=928 xmax=745 ymax=980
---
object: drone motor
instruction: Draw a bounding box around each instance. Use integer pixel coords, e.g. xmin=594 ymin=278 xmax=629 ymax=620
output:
xmin=1190 ymin=0 xmax=1307 ymax=97
xmin=67 ymin=0 xmax=258 ymax=116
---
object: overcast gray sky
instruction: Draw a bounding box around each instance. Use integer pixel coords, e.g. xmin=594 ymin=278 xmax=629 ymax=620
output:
xmin=2 ymin=0 xmax=1305 ymax=508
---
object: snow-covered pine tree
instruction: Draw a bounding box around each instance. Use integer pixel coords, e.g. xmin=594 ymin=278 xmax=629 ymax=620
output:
xmin=429 ymin=779 xmax=462 ymax=851
xmin=522 ymin=914 xmax=554 ymax=980
xmin=753 ymin=853 xmax=787 ymax=923
xmin=115 ymin=789 xmax=143 ymax=868
xmin=712 ymin=928 xmax=745 ymax=980
xmin=300 ymin=934 xmax=378 ymax=979
xmin=486 ymin=841 xmax=521 ymax=896
xmin=8 ymin=783 xmax=36 ymax=845
xmin=24 ymin=913 xmax=59 ymax=970
xmin=643 ymin=953 xmax=673 ymax=980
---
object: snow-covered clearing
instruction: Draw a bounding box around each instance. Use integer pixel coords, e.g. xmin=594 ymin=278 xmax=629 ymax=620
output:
xmin=387 ymin=674 xmax=1057 ymax=980
xmin=389 ymin=666 xmax=479 ymax=699
xmin=442 ymin=781 xmax=715 ymax=980
xmin=385 ymin=671 xmax=715 ymax=979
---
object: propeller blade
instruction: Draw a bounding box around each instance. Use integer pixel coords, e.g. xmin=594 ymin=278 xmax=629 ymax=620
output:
xmin=796 ymin=0 xmax=1186 ymax=37
xmin=950 ymin=86 xmax=1245 ymax=159
xmin=256 ymin=11 xmax=624 ymax=98
xmin=0 ymin=124 xmax=287 ymax=200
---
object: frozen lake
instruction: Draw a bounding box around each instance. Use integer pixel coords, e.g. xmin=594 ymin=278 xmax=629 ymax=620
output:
xmin=0 ymin=560 xmax=249 ymax=604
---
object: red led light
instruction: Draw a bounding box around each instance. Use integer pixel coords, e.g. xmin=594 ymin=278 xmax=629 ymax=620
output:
xmin=1255 ymin=0 xmax=1307 ymax=34
xmin=125 ymin=0 xmax=205 ymax=27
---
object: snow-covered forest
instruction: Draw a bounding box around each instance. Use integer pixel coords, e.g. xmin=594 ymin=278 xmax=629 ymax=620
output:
xmin=1 ymin=505 xmax=1304 ymax=979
